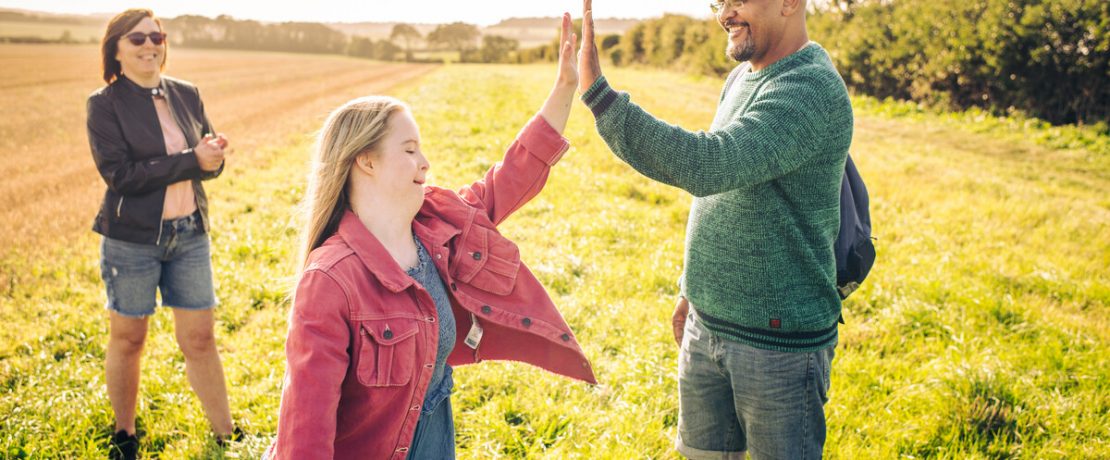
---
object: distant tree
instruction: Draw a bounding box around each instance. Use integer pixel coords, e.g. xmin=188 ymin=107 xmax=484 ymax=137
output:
xmin=599 ymin=33 xmax=621 ymax=52
xmin=373 ymin=40 xmax=402 ymax=61
xmin=480 ymin=35 xmax=519 ymax=63
xmin=514 ymin=18 xmax=581 ymax=64
xmin=279 ymin=22 xmax=347 ymax=54
xmin=809 ymin=0 xmax=1108 ymax=124
xmin=390 ymin=23 xmax=422 ymax=61
xmin=427 ymin=22 xmax=480 ymax=61
xmin=347 ymin=36 xmax=375 ymax=58
xmin=619 ymin=22 xmax=646 ymax=66
xmin=224 ymin=19 xmax=266 ymax=50
xmin=163 ymin=15 xmax=345 ymax=54
xmin=165 ymin=15 xmax=220 ymax=47
xmin=346 ymin=37 xmax=402 ymax=61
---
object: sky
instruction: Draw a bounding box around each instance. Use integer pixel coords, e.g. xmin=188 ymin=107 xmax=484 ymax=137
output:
xmin=0 ymin=1 xmax=715 ymax=26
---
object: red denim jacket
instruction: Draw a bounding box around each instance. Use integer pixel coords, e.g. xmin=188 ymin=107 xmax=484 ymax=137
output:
xmin=269 ymin=117 xmax=596 ymax=459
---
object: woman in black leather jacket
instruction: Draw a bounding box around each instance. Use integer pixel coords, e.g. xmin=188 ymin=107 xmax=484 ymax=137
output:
xmin=86 ymin=9 xmax=237 ymax=458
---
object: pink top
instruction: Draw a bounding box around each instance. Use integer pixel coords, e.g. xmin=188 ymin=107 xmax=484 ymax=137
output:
xmin=153 ymin=96 xmax=197 ymax=219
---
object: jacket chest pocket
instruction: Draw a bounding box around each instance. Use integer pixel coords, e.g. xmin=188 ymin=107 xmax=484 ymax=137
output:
xmin=451 ymin=225 xmax=521 ymax=296
xmin=356 ymin=320 xmax=420 ymax=387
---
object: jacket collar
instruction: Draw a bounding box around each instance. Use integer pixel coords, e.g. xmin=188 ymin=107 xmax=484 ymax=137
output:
xmin=116 ymin=74 xmax=167 ymax=98
xmin=337 ymin=210 xmax=415 ymax=293
xmin=336 ymin=195 xmax=462 ymax=293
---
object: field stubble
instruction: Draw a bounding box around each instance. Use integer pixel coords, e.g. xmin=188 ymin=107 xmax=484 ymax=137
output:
xmin=0 ymin=44 xmax=434 ymax=263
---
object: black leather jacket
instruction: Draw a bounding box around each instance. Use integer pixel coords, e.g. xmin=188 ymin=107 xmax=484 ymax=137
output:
xmin=87 ymin=75 xmax=223 ymax=244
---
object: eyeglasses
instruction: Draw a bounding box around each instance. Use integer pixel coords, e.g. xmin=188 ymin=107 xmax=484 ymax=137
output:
xmin=709 ymin=0 xmax=746 ymax=14
xmin=121 ymin=32 xmax=167 ymax=46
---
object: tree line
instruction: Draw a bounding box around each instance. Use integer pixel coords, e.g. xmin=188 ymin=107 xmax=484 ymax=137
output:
xmin=519 ymin=1 xmax=1107 ymax=126
xmin=10 ymin=6 xmax=1102 ymax=124
xmin=160 ymin=15 xmax=520 ymax=63
xmin=810 ymin=0 xmax=1107 ymax=125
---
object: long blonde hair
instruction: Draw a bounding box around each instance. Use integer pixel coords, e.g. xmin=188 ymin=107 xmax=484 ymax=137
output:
xmin=297 ymin=96 xmax=408 ymax=272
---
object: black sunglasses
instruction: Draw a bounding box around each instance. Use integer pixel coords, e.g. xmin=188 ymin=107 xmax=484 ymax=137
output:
xmin=122 ymin=32 xmax=167 ymax=46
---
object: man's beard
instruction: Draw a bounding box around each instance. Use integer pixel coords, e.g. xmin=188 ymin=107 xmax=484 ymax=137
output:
xmin=727 ymin=36 xmax=756 ymax=62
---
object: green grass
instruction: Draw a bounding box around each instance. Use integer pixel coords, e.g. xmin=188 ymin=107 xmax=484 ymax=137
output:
xmin=1 ymin=63 xmax=1107 ymax=458
xmin=851 ymin=95 xmax=1110 ymax=158
xmin=412 ymin=50 xmax=463 ymax=63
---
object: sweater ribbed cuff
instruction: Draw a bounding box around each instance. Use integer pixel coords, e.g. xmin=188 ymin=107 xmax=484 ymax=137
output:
xmin=581 ymin=76 xmax=618 ymax=118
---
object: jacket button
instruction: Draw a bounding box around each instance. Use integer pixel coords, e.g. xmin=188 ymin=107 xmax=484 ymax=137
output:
xmin=472 ymin=251 xmax=482 ymax=260
xmin=481 ymin=305 xmax=492 ymax=314
xmin=522 ymin=318 xmax=532 ymax=327
xmin=561 ymin=333 xmax=571 ymax=341
xmin=383 ymin=329 xmax=393 ymax=339
xmin=451 ymin=283 xmax=457 ymax=291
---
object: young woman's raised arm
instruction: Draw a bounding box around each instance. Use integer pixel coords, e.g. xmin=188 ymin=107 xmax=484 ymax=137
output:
xmin=537 ymin=13 xmax=578 ymax=134
xmin=452 ymin=13 xmax=578 ymax=225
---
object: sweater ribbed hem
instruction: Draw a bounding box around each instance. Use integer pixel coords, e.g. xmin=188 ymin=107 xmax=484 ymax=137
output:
xmin=694 ymin=307 xmax=838 ymax=352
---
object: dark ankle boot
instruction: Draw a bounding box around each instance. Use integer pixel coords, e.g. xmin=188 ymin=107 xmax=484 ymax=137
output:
xmin=108 ymin=430 xmax=138 ymax=460
xmin=215 ymin=426 xmax=244 ymax=447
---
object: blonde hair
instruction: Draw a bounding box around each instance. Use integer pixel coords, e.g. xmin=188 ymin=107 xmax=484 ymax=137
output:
xmin=297 ymin=96 xmax=408 ymax=272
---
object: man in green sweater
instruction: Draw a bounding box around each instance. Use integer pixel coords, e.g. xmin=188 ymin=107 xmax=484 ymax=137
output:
xmin=578 ymin=0 xmax=852 ymax=457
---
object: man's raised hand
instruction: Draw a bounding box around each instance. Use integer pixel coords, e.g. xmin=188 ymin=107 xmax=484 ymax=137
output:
xmin=577 ymin=0 xmax=603 ymax=94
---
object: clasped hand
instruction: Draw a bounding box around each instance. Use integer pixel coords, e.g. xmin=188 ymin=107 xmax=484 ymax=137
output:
xmin=195 ymin=133 xmax=229 ymax=172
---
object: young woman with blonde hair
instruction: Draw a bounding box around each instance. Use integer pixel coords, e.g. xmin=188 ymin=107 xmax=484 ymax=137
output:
xmin=267 ymin=14 xmax=594 ymax=459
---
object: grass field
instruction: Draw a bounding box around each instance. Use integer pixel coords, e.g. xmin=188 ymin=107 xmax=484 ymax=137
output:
xmin=1 ymin=43 xmax=1108 ymax=458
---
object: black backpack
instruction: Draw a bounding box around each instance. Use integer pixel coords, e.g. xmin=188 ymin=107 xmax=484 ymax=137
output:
xmin=835 ymin=154 xmax=875 ymax=299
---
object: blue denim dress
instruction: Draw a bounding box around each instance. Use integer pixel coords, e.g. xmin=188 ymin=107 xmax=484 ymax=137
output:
xmin=406 ymin=236 xmax=457 ymax=459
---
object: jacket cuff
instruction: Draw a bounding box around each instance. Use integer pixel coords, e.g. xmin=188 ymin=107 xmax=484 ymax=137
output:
xmin=581 ymin=76 xmax=619 ymax=118
xmin=519 ymin=115 xmax=570 ymax=166
xmin=176 ymin=149 xmax=212 ymax=180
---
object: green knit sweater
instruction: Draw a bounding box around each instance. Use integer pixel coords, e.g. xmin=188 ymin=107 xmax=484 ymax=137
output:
xmin=584 ymin=42 xmax=853 ymax=352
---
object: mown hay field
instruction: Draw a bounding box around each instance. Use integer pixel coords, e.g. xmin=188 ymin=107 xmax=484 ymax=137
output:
xmin=0 ymin=21 xmax=105 ymax=43
xmin=0 ymin=44 xmax=434 ymax=257
xmin=1 ymin=44 xmax=1107 ymax=458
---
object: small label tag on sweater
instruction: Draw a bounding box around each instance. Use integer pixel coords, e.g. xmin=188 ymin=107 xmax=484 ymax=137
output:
xmin=465 ymin=313 xmax=483 ymax=349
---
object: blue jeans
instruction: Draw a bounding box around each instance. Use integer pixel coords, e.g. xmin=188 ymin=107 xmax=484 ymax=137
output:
xmin=676 ymin=310 xmax=835 ymax=460
xmin=100 ymin=212 xmax=217 ymax=317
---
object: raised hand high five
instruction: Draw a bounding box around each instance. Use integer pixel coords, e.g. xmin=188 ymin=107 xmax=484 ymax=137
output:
xmin=577 ymin=0 xmax=603 ymax=94
xmin=555 ymin=12 xmax=579 ymax=91
xmin=537 ymin=13 xmax=580 ymax=135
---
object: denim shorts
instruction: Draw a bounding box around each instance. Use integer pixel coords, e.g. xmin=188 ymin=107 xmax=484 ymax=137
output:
xmin=100 ymin=212 xmax=218 ymax=317
xmin=675 ymin=310 xmax=835 ymax=460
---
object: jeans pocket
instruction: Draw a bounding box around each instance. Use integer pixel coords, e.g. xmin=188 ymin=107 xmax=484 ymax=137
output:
xmin=814 ymin=347 xmax=834 ymax=405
